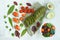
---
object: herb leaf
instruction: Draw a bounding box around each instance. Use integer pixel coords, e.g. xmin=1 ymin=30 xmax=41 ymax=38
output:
xmin=7 ymin=5 xmax=15 ymax=15
xmin=47 ymin=23 xmax=52 ymax=28
xmin=20 ymin=23 xmax=23 ymax=27
xmin=21 ymin=29 xmax=27 ymax=36
xmin=8 ymin=17 xmax=13 ymax=27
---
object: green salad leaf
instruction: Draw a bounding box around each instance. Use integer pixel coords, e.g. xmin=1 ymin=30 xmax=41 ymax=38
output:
xmin=8 ymin=17 xmax=13 ymax=27
xmin=21 ymin=29 xmax=27 ymax=36
xmin=43 ymin=32 xmax=50 ymax=37
xmin=50 ymin=29 xmax=55 ymax=34
xmin=47 ymin=23 xmax=52 ymax=28
xmin=20 ymin=23 xmax=23 ymax=27
xmin=7 ymin=5 xmax=15 ymax=15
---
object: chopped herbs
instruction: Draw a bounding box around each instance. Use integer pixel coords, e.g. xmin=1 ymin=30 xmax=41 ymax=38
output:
xmin=7 ymin=5 xmax=9 ymax=7
xmin=5 ymin=26 xmax=8 ymax=28
xmin=4 ymin=15 xmax=6 ymax=19
xmin=4 ymin=21 xmax=7 ymax=23
xmin=11 ymin=33 xmax=14 ymax=37
xmin=19 ymin=3 xmax=22 ymax=5
xmin=15 ymin=9 xmax=18 ymax=11
xmin=9 ymin=28 xmax=11 ymax=31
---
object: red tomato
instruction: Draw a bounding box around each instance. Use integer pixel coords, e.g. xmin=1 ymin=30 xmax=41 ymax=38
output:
xmin=25 ymin=6 xmax=28 ymax=9
xmin=27 ymin=9 xmax=31 ymax=13
xmin=13 ymin=12 xmax=18 ymax=17
xmin=15 ymin=25 xmax=20 ymax=30
xmin=24 ymin=9 xmax=27 ymax=13
xmin=21 ymin=6 xmax=25 ymax=10
xmin=19 ymin=10 xmax=23 ymax=13
xmin=30 ymin=9 xmax=34 ymax=13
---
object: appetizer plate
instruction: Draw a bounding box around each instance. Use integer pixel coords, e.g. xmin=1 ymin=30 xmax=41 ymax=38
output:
xmin=0 ymin=0 xmax=60 ymax=40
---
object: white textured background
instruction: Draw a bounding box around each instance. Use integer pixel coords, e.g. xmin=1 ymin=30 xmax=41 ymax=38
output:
xmin=0 ymin=0 xmax=60 ymax=40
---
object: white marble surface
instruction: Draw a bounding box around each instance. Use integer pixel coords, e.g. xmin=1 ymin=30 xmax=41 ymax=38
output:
xmin=0 ymin=0 xmax=60 ymax=40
